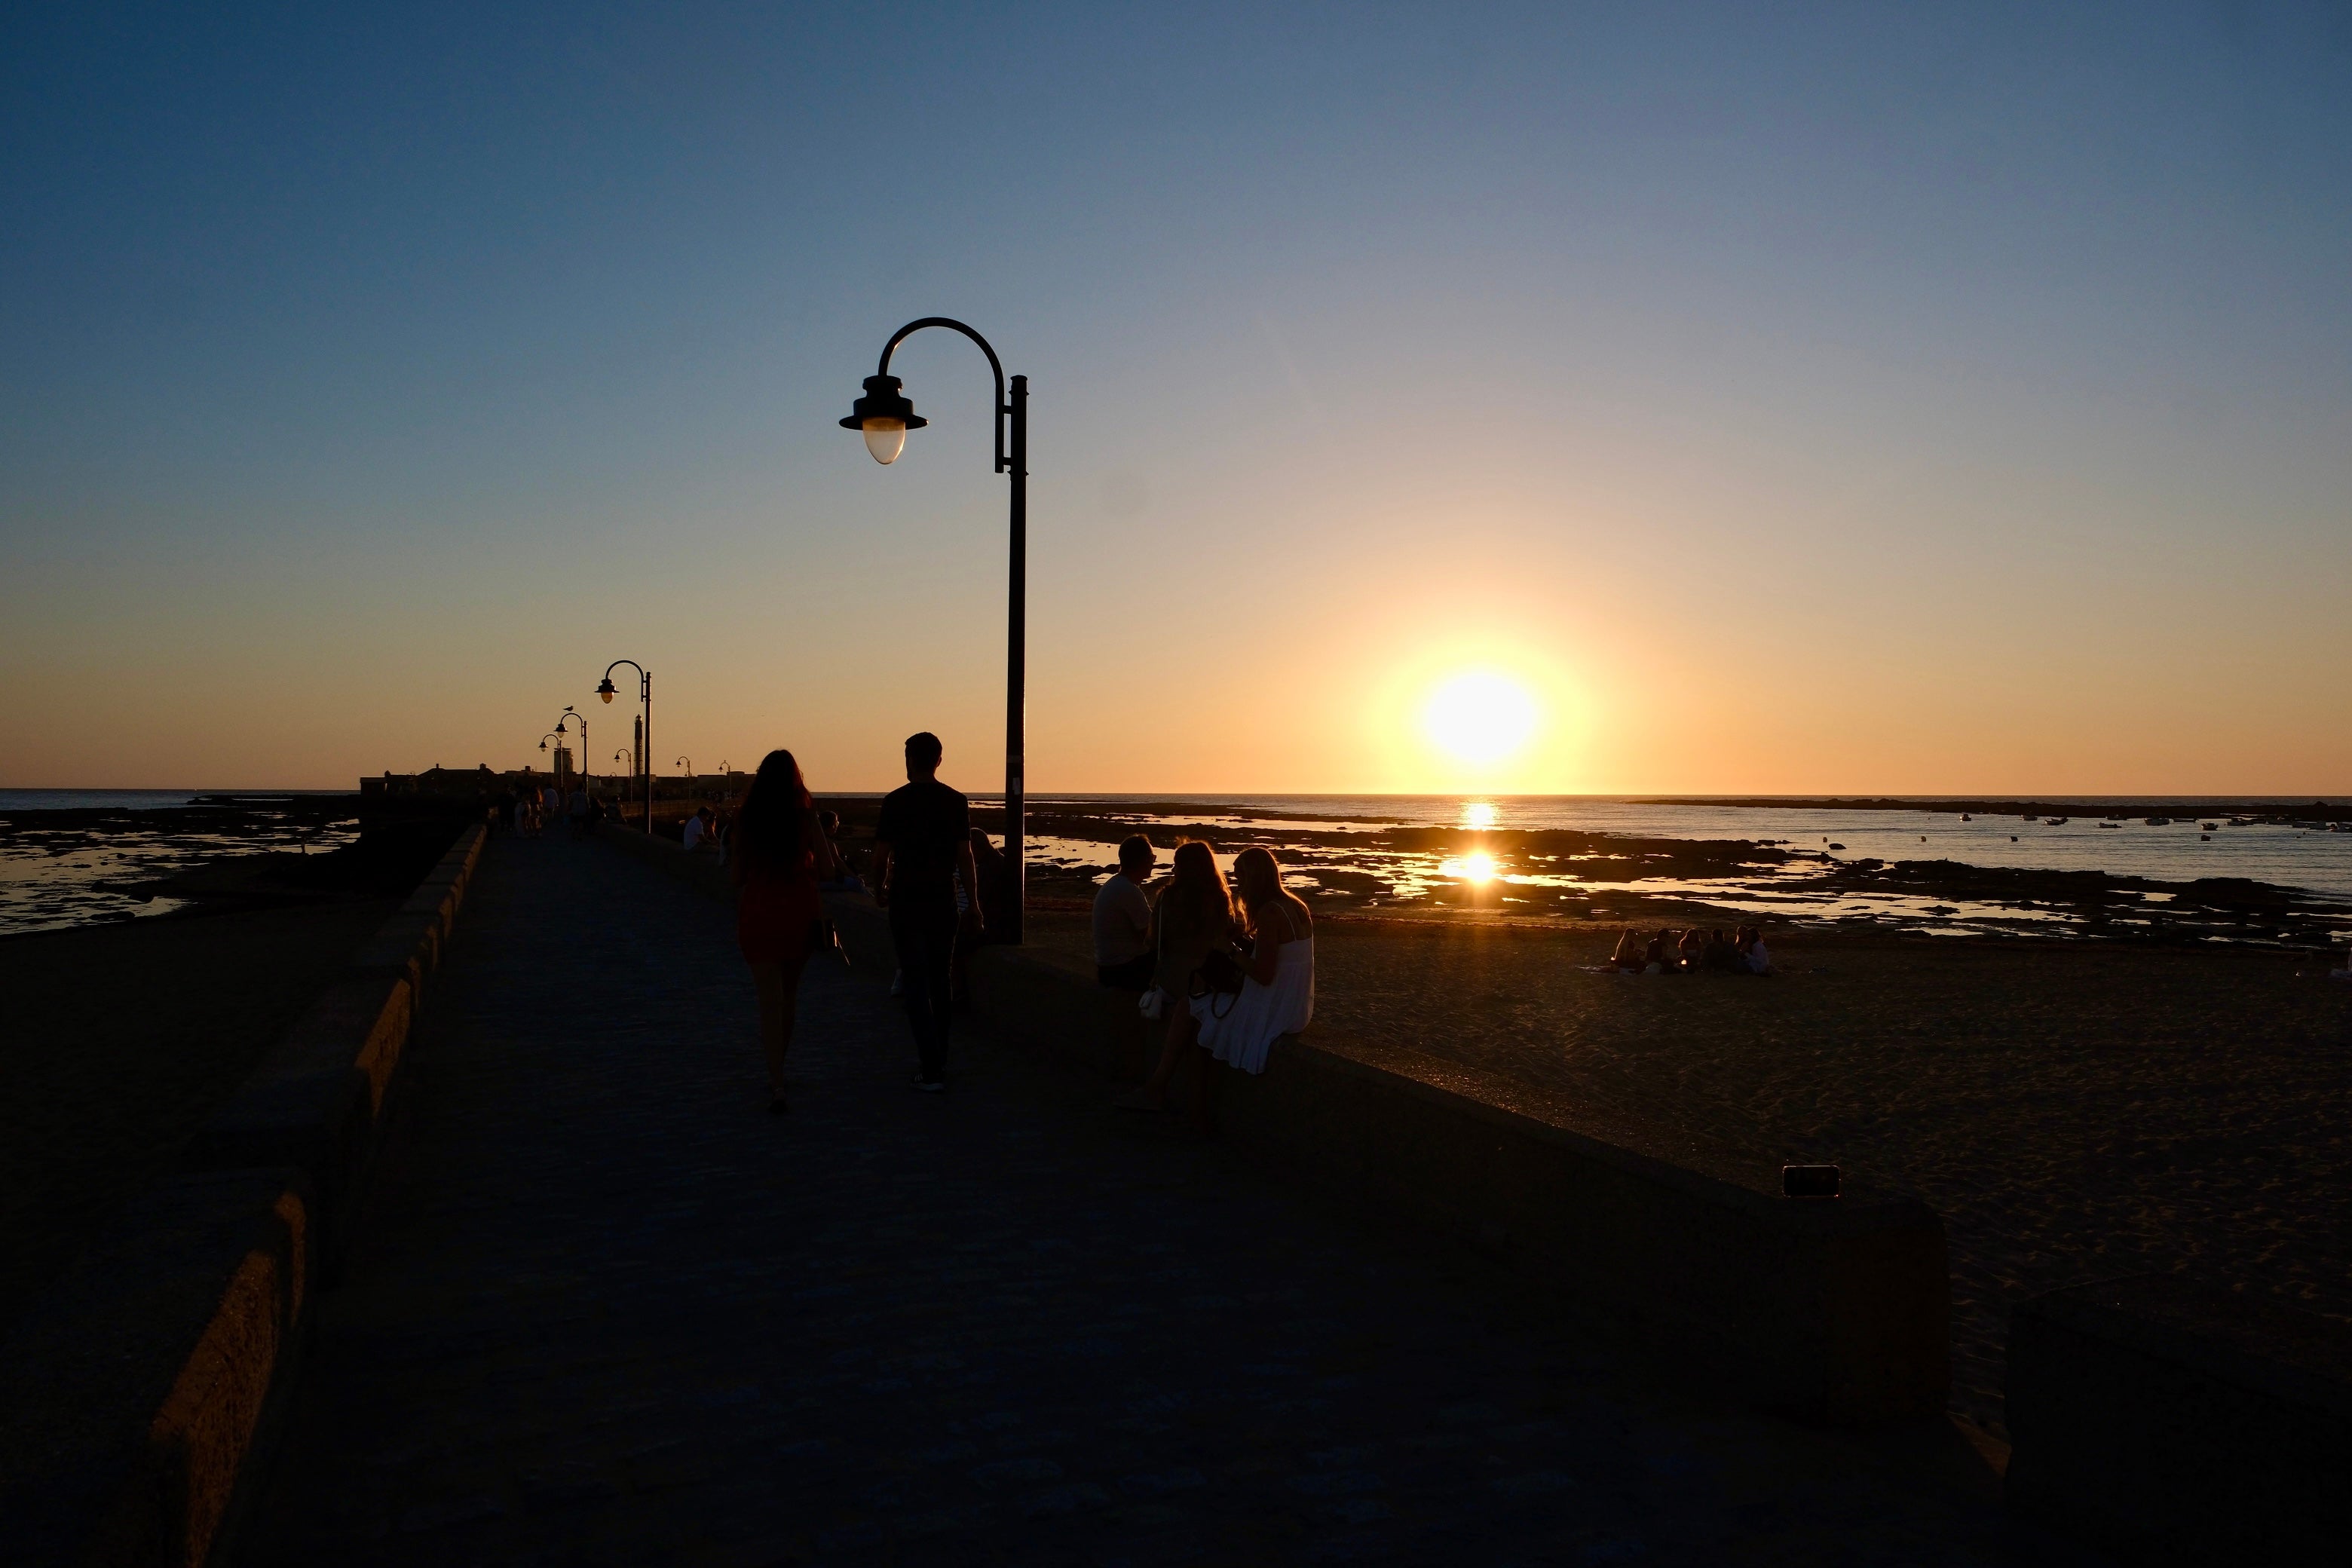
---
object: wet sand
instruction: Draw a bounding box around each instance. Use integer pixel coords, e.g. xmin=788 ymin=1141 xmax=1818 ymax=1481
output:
xmin=0 ymin=899 xmax=397 ymax=1330
xmin=1018 ymin=909 xmax=2352 ymax=1439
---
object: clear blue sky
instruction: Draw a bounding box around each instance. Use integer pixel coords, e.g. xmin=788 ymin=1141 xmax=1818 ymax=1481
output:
xmin=5 ymin=2 xmax=2348 ymax=792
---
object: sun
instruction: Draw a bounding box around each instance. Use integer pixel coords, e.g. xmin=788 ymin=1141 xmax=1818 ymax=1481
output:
xmin=1422 ymin=670 xmax=1539 ymax=764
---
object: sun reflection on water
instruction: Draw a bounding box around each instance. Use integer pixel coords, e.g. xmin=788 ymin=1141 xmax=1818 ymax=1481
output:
xmin=1461 ymin=801 xmax=1499 ymax=830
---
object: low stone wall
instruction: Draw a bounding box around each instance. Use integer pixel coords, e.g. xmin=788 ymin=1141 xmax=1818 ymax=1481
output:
xmin=0 ymin=824 xmax=488 ymax=1567
xmin=835 ymin=897 xmax=1946 ymax=1426
xmin=598 ymin=831 xmax=1950 ymax=1426
xmin=2006 ymin=1273 xmax=2352 ymax=1564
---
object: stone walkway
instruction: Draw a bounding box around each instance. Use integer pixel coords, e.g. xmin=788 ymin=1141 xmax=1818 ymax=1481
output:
xmin=243 ymin=835 xmax=2075 ymax=1566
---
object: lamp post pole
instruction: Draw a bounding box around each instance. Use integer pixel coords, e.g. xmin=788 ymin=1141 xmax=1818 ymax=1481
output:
xmin=554 ymin=710 xmax=587 ymax=793
xmin=596 ymin=660 xmax=653 ymax=835
xmin=841 ymin=317 xmax=1027 ymax=944
xmin=537 ymin=730 xmax=568 ymax=791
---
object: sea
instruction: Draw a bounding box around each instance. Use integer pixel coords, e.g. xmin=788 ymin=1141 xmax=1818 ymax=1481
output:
xmin=1024 ymin=795 xmax=2352 ymax=902
xmin=5 ymin=789 xmax=2349 ymax=939
xmin=0 ymin=789 xmax=360 ymax=936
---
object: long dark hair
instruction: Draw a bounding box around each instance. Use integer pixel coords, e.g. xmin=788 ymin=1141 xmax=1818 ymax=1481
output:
xmin=735 ymin=749 xmax=811 ymax=875
xmin=1231 ymin=846 xmax=1307 ymax=939
xmin=1158 ymin=840 xmax=1232 ymax=938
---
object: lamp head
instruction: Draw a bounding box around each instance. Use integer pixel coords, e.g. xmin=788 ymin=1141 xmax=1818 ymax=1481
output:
xmin=839 ymin=374 xmax=926 ymax=464
xmin=596 ymin=677 xmax=616 ymax=704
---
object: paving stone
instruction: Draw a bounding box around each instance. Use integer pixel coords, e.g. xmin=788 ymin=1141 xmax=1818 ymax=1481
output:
xmin=241 ymin=834 xmax=2086 ymax=1566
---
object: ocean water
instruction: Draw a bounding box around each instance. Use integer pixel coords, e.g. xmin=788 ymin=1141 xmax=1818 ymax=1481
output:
xmin=0 ymin=791 xmax=359 ymax=936
xmin=1026 ymin=795 xmax=2352 ymax=903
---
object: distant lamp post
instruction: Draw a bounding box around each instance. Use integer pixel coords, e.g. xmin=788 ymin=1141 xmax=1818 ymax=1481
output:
xmin=554 ymin=709 xmax=588 ymax=791
xmin=675 ymin=756 xmax=694 ymax=783
xmin=613 ymin=749 xmax=632 ymax=785
xmin=596 ymin=660 xmax=652 ymax=834
xmin=841 ymin=317 xmax=1028 ymax=942
xmin=537 ymin=730 xmax=568 ymax=787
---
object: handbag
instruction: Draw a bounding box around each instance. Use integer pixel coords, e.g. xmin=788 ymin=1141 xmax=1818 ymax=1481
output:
xmin=1189 ymin=942 xmax=1248 ymax=1020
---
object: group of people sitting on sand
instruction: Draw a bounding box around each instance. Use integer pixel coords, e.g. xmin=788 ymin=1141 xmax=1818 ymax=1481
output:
xmin=1608 ymin=924 xmax=1772 ymax=976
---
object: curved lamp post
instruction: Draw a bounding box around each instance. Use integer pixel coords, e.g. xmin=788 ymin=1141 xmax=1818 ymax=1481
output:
xmin=675 ymin=755 xmax=694 ymax=784
xmin=613 ymin=749 xmax=632 ymax=785
xmin=553 ymin=709 xmax=588 ymax=791
xmin=537 ymin=730 xmax=568 ymax=789
xmin=841 ymin=317 xmax=1028 ymax=942
xmin=595 ymin=660 xmax=652 ymax=834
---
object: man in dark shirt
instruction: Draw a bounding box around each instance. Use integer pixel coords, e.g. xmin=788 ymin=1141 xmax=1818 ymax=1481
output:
xmin=870 ymin=731 xmax=981 ymax=1089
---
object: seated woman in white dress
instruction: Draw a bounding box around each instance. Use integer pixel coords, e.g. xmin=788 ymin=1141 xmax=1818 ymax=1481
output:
xmin=1193 ymin=846 xmax=1314 ymax=1083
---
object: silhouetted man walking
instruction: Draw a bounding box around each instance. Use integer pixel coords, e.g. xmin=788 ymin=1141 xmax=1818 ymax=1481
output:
xmin=869 ymin=731 xmax=981 ymax=1089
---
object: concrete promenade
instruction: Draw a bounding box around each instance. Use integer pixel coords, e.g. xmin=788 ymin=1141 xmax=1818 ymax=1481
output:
xmin=243 ymin=832 xmax=2053 ymax=1565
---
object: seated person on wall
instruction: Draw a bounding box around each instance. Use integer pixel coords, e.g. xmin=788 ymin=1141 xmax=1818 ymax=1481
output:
xmin=973 ymin=830 xmax=1017 ymax=936
xmin=683 ymin=805 xmax=716 ymax=853
xmin=1606 ymin=928 xmax=1646 ymax=970
xmin=1738 ymin=925 xmax=1773 ymax=975
xmin=1093 ymin=835 xmax=1159 ymax=991
xmin=1700 ymin=926 xmax=1743 ymax=973
xmin=1677 ymin=926 xmax=1706 ymax=971
xmin=1642 ymin=929 xmax=1674 ymax=973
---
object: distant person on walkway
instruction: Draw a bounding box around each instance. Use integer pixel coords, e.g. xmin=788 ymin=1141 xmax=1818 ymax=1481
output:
xmin=733 ymin=749 xmax=841 ymax=1113
xmin=814 ymin=810 xmax=864 ymax=891
xmin=869 ymin=732 xmax=980 ymax=1092
xmin=1121 ymin=840 xmax=1237 ymax=1118
xmin=682 ymin=806 xmax=715 ymax=853
xmin=567 ymin=786 xmax=590 ymax=838
xmin=1191 ymin=847 xmax=1314 ymax=1108
xmin=1093 ymin=835 xmax=1158 ymax=991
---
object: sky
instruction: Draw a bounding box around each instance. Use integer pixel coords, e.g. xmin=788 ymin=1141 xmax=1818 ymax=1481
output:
xmin=3 ymin=2 xmax=2348 ymax=795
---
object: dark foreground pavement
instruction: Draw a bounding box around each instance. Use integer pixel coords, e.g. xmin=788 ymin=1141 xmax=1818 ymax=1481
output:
xmin=242 ymin=833 xmax=2062 ymax=1566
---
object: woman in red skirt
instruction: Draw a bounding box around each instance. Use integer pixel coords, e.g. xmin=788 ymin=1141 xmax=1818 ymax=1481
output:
xmin=733 ymin=749 xmax=840 ymax=1113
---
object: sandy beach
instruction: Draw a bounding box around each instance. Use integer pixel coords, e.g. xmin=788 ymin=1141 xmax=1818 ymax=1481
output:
xmin=0 ymin=899 xmax=400 ymax=1329
xmin=1016 ymin=908 xmax=2352 ymax=1439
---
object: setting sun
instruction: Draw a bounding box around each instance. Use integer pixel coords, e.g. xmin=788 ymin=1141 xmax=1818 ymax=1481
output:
xmin=1422 ymin=672 xmax=1539 ymax=765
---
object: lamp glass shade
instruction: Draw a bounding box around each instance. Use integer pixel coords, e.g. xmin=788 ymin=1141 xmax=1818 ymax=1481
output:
xmin=599 ymin=688 xmax=614 ymax=704
xmin=862 ymin=418 xmax=907 ymax=465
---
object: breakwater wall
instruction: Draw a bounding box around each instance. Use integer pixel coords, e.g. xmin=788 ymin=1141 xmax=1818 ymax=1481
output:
xmin=0 ymin=824 xmax=488 ymax=1568
xmin=599 ymin=827 xmax=1949 ymax=1426
xmin=2005 ymin=1274 xmax=2351 ymax=1565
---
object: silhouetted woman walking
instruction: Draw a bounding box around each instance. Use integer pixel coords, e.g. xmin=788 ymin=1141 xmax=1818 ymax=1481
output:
xmin=733 ymin=749 xmax=840 ymax=1113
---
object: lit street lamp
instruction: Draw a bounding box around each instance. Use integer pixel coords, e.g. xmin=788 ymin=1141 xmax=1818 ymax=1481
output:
xmin=841 ymin=317 xmax=1028 ymax=942
xmin=596 ymin=660 xmax=652 ymax=834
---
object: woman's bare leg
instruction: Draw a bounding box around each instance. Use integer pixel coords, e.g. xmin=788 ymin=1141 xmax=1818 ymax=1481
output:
xmin=1135 ymin=1006 xmax=1197 ymax=1108
xmin=750 ymin=960 xmax=803 ymax=1101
